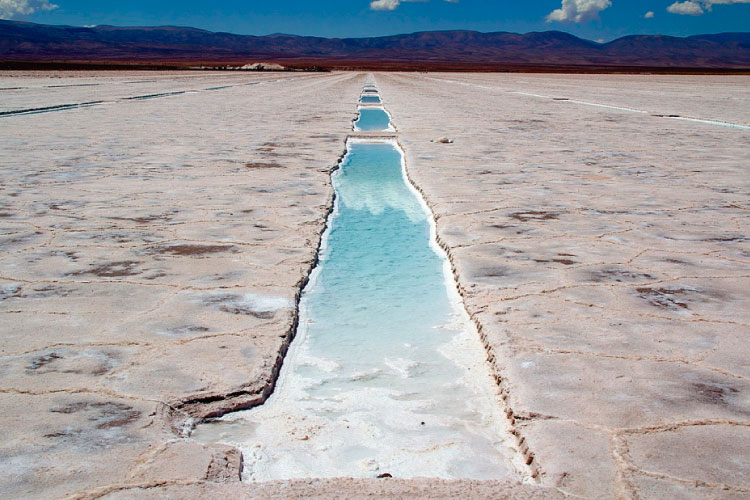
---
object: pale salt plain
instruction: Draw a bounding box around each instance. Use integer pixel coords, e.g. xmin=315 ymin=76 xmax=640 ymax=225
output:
xmin=0 ymin=71 xmax=748 ymax=500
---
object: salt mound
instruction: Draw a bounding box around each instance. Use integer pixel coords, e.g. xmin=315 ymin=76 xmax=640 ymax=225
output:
xmin=240 ymin=62 xmax=286 ymax=71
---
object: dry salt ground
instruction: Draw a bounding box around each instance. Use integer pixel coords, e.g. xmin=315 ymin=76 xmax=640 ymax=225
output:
xmin=0 ymin=70 xmax=748 ymax=499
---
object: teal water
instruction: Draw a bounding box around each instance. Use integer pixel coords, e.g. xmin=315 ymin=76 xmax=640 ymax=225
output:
xmin=192 ymin=141 xmax=520 ymax=481
xmin=302 ymin=143 xmax=455 ymax=382
xmin=360 ymin=95 xmax=381 ymax=104
xmin=354 ymin=108 xmax=392 ymax=131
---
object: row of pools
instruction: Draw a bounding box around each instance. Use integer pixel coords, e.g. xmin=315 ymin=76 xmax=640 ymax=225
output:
xmin=355 ymin=84 xmax=391 ymax=132
xmin=192 ymin=82 xmax=522 ymax=481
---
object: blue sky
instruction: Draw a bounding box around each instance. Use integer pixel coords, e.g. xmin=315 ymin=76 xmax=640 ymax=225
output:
xmin=3 ymin=0 xmax=749 ymax=41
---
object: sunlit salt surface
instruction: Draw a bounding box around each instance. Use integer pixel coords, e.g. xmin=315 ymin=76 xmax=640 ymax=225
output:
xmin=360 ymin=95 xmax=381 ymax=104
xmin=191 ymin=141 xmax=521 ymax=481
xmin=354 ymin=107 xmax=393 ymax=131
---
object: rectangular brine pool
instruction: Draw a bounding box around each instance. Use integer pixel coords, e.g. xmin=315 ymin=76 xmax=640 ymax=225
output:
xmin=191 ymin=141 xmax=524 ymax=482
xmin=354 ymin=108 xmax=392 ymax=131
xmin=360 ymin=95 xmax=381 ymax=104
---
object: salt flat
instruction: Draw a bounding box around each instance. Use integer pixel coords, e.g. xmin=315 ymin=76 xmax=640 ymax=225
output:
xmin=0 ymin=71 xmax=309 ymax=114
xmin=0 ymin=70 xmax=365 ymax=498
xmin=378 ymin=72 xmax=750 ymax=499
xmin=0 ymin=71 xmax=748 ymax=499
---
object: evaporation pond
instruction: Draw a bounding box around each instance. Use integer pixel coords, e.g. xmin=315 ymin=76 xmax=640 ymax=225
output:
xmin=354 ymin=108 xmax=391 ymax=131
xmin=360 ymin=95 xmax=381 ymax=104
xmin=191 ymin=142 xmax=519 ymax=481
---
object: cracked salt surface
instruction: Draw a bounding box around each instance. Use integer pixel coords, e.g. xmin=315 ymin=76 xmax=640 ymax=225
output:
xmin=192 ymin=140 xmax=523 ymax=481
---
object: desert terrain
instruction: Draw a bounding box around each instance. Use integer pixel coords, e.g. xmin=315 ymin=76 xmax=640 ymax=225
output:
xmin=0 ymin=71 xmax=748 ymax=499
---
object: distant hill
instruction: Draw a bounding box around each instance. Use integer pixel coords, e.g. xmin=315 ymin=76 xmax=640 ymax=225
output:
xmin=1 ymin=20 xmax=749 ymax=70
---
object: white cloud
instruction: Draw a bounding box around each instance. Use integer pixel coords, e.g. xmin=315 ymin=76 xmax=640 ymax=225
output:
xmin=370 ymin=0 xmax=400 ymax=10
xmin=369 ymin=0 xmax=457 ymax=11
xmin=667 ymin=0 xmax=750 ymax=15
xmin=546 ymin=0 xmax=612 ymax=23
xmin=667 ymin=1 xmax=705 ymax=14
xmin=0 ymin=0 xmax=58 ymax=19
xmin=644 ymin=10 xmax=655 ymax=18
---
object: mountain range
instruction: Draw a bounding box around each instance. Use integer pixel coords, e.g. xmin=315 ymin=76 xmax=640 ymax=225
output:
xmin=1 ymin=20 xmax=749 ymax=70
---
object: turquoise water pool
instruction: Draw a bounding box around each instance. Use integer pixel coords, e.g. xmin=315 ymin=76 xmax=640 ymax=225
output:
xmin=192 ymin=141 xmax=520 ymax=481
xmin=354 ymin=108 xmax=392 ymax=131
xmin=360 ymin=95 xmax=381 ymax=104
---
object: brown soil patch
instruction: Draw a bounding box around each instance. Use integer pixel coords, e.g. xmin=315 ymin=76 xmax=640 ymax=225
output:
xmin=149 ymin=244 xmax=237 ymax=256
xmin=69 ymin=261 xmax=141 ymax=277
xmin=509 ymin=211 xmax=560 ymax=222
xmin=246 ymin=162 xmax=284 ymax=169
xmin=636 ymin=287 xmax=690 ymax=309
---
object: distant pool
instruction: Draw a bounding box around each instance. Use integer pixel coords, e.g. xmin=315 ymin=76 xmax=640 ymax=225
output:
xmin=360 ymin=95 xmax=381 ymax=104
xmin=354 ymin=108 xmax=392 ymax=131
xmin=191 ymin=141 xmax=520 ymax=481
